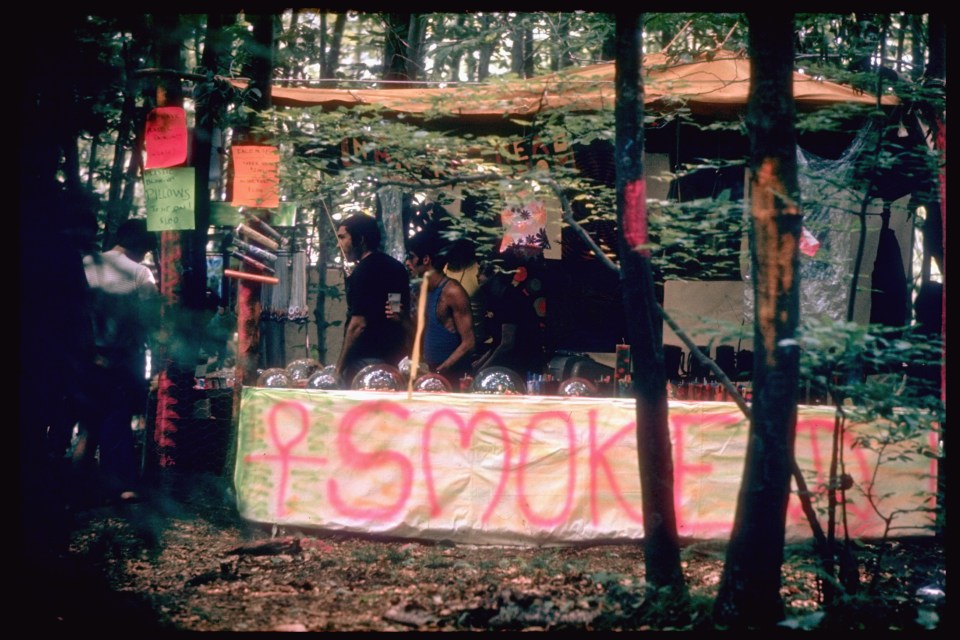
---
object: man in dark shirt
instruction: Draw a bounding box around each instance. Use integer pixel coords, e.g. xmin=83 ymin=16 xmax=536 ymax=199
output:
xmin=471 ymin=247 xmax=548 ymax=380
xmin=333 ymin=214 xmax=411 ymax=385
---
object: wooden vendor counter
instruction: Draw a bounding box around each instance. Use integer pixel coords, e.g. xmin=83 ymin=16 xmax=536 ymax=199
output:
xmin=233 ymin=388 xmax=936 ymax=546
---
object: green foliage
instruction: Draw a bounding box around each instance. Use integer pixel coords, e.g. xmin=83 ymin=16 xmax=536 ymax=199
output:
xmin=798 ymin=318 xmax=943 ymax=417
xmin=650 ymin=188 xmax=745 ymax=280
xmin=384 ymin=545 xmax=411 ymax=565
xmin=793 ymin=317 xmax=943 ymax=615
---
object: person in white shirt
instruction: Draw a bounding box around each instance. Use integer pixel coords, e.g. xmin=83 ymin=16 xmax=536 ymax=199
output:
xmin=81 ymin=218 xmax=159 ymax=503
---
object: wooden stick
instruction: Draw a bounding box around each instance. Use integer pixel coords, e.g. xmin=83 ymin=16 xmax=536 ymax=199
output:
xmin=237 ymin=223 xmax=281 ymax=251
xmin=224 ymin=268 xmax=279 ymax=285
xmin=407 ymin=274 xmax=430 ymax=399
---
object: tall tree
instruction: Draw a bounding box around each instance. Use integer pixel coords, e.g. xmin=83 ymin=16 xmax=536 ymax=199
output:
xmin=231 ymin=12 xmax=275 ymax=407
xmin=509 ymin=15 xmax=535 ymax=78
xmin=150 ymin=12 xmax=214 ymax=476
xmin=320 ymin=12 xmax=348 ymax=83
xmin=404 ymin=13 xmax=427 ymax=81
xmin=383 ymin=13 xmax=414 ymax=82
xmin=614 ymin=12 xmax=688 ymax=612
xmin=475 ymin=13 xmax=497 ymax=82
xmin=713 ymin=11 xmax=802 ymax=629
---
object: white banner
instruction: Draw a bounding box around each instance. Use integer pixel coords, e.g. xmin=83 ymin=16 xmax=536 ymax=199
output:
xmin=234 ymin=389 xmax=936 ymax=545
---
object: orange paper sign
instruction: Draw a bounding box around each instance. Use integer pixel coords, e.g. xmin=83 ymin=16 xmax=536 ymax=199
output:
xmin=144 ymin=107 xmax=188 ymax=169
xmin=231 ymin=145 xmax=280 ymax=208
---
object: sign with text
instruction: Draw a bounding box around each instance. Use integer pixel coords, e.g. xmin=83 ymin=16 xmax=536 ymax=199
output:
xmin=144 ymin=106 xmax=188 ymax=169
xmin=234 ymin=389 xmax=937 ymax=546
xmin=144 ymin=167 xmax=196 ymax=231
xmin=231 ymin=145 xmax=280 ymax=208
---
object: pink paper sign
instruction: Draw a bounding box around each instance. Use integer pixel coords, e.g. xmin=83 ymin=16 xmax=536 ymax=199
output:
xmin=231 ymin=145 xmax=280 ymax=208
xmin=144 ymin=107 xmax=188 ymax=169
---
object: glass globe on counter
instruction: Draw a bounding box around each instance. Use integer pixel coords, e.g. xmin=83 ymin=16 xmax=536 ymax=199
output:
xmin=305 ymin=368 xmax=343 ymax=390
xmin=412 ymin=373 xmax=453 ymax=393
xmin=285 ymin=358 xmax=322 ymax=383
xmin=558 ymin=377 xmax=597 ymax=397
xmin=471 ymin=367 xmax=526 ymax=395
xmin=398 ymin=356 xmax=430 ymax=381
xmin=351 ymin=363 xmax=405 ymax=391
xmin=257 ymin=367 xmax=293 ymax=388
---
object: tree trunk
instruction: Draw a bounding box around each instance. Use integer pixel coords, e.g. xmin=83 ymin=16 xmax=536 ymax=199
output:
xmin=405 ymin=14 xmax=426 ymax=81
xmin=713 ymin=12 xmax=802 ymax=629
xmin=476 ymin=14 xmax=496 ymax=82
xmin=383 ymin=13 xmax=413 ymax=83
xmin=447 ymin=14 xmax=467 ymax=82
xmin=118 ymin=117 xmax=145 ymax=245
xmin=151 ymin=13 xmax=198 ymax=479
xmin=614 ymin=12 xmax=687 ymax=605
xmin=104 ymin=56 xmax=135 ymax=249
xmin=228 ymin=12 xmax=275 ymax=449
xmin=322 ymin=13 xmax=347 ymax=83
xmin=510 ymin=18 xmax=534 ymax=78
xmin=549 ymin=14 xmax=574 ymax=71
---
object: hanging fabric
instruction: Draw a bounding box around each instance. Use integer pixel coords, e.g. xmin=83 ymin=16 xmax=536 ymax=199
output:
xmin=259 ymin=250 xmax=289 ymax=368
xmin=288 ymin=250 xmax=309 ymax=322
xmin=261 ymin=250 xmax=291 ymax=321
xmin=869 ymin=204 xmax=909 ymax=331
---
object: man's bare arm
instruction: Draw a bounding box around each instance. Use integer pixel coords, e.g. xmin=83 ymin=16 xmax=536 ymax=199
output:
xmin=335 ymin=314 xmax=368 ymax=377
xmin=435 ymin=284 xmax=476 ymax=375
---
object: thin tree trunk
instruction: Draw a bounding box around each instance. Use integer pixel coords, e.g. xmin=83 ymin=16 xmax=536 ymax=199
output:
xmin=614 ymin=12 xmax=687 ymax=606
xmin=447 ymin=14 xmax=467 ymax=82
xmin=405 ymin=14 xmax=426 ymax=81
xmin=476 ymin=14 xmax=496 ymax=82
xmin=103 ymin=43 xmax=140 ymax=248
xmin=86 ymin=136 xmax=98 ymax=189
xmin=151 ymin=13 xmax=195 ymax=479
xmin=229 ymin=12 xmax=275 ymax=449
xmin=324 ymin=13 xmax=347 ymax=83
xmin=383 ymin=13 xmax=412 ymax=83
xmin=713 ymin=11 xmax=802 ymax=629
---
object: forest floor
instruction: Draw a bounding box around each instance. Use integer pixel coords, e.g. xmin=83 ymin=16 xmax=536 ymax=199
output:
xmin=26 ymin=472 xmax=945 ymax=633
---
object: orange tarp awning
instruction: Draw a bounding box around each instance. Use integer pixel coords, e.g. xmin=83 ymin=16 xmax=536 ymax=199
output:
xmin=231 ymin=51 xmax=896 ymax=121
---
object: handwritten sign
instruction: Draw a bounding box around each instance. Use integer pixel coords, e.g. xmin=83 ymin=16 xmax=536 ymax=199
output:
xmin=143 ymin=167 xmax=196 ymax=231
xmin=231 ymin=145 xmax=280 ymax=208
xmin=234 ymin=389 xmax=937 ymax=545
xmin=144 ymin=107 xmax=188 ymax=169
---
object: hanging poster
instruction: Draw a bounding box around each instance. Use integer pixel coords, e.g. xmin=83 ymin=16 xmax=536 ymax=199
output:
xmin=143 ymin=167 xmax=196 ymax=231
xmin=144 ymin=106 xmax=188 ymax=169
xmin=231 ymin=145 xmax=280 ymax=208
xmin=499 ymin=201 xmax=562 ymax=260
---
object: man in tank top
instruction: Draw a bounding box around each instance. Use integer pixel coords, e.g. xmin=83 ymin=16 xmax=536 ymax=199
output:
xmin=404 ymin=230 xmax=476 ymax=380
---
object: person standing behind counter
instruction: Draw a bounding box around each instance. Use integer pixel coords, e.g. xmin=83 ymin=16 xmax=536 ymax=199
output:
xmin=404 ymin=230 xmax=476 ymax=379
xmin=471 ymin=246 xmax=548 ymax=381
xmin=333 ymin=213 xmax=411 ymax=385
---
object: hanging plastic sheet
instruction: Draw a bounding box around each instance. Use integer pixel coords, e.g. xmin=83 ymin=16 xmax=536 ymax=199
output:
xmin=743 ymin=122 xmax=874 ymax=322
xmin=378 ymin=186 xmax=405 ymax=264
